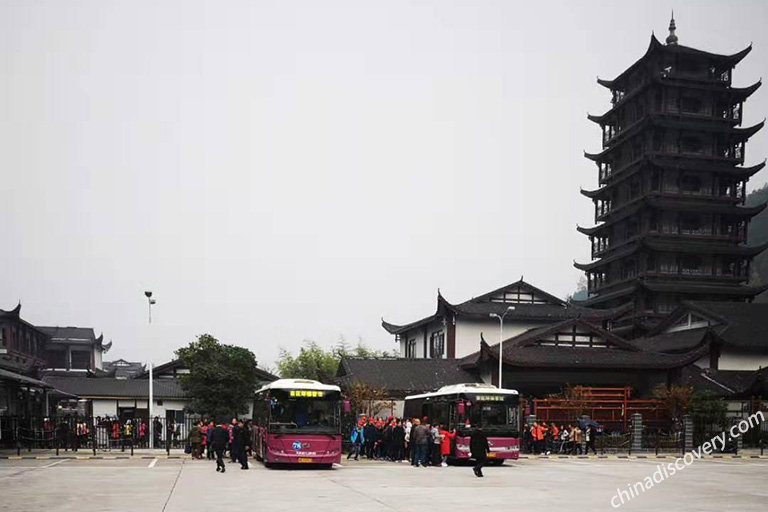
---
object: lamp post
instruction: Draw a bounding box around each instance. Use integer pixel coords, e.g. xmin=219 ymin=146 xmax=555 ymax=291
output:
xmin=489 ymin=306 xmax=515 ymax=389
xmin=145 ymin=291 xmax=156 ymax=449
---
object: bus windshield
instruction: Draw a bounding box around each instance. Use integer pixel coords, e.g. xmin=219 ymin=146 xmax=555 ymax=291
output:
xmin=268 ymin=390 xmax=340 ymax=434
xmin=468 ymin=400 xmax=520 ymax=433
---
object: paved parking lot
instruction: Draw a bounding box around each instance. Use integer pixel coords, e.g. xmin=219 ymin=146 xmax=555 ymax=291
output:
xmin=2 ymin=456 xmax=768 ymax=512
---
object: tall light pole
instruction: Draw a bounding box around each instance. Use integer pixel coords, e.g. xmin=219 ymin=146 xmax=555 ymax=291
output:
xmin=490 ymin=306 xmax=515 ymax=389
xmin=145 ymin=291 xmax=156 ymax=449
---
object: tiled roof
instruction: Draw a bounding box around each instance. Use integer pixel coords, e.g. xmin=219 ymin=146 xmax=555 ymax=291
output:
xmin=43 ymin=376 xmax=187 ymax=399
xmin=691 ymin=302 xmax=768 ymax=352
xmin=0 ymin=368 xmax=53 ymax=388
xmin=381 ymin=280 xmax=628 ymax=335
xmin=677 ymin=365 xmax=762 ymax=397
xmin=652 ymin=301 xmax=768 ymax=353
xmin=460 ymin=318 xmax=709 ymax=370
xmin=629 ymin=328 xmax=710 ymax=353
xmin=381 ymin=314 xmax=441 ymax=335
xmin=336 ymin=357 xmax=480 ymax=395
xmin=38 ymin=326 xmax=104 ymax=347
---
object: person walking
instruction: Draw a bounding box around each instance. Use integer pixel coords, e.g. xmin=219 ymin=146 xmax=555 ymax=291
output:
xmin=392 ymin=419 xmax=406 ymax=462
xmin=189 ymin=421 xmax=203 ymax=459
xmin=211 ymin=421 xmax=229 ymax=473
xmin=470 ymin=425 xmax=491 ymax=477
xmin=363 ymin=419 xmax=376 ymax=459
xmin=438 ymin=425 xmax=456 ymax=467
xmin=347 ymin=423 xmax=364 ymax=461
xmin=229 ymin=418 xmax=237 ymax=463
xmin=430 ymin=423 xmax=442 ymax=466
xmin=233 ymin=420 xmax=249 ymax=469
xmin=206 ymin=420 xmax=215 ymax=459
xmin=410 ymin=419 xmax=429 ymax=467
xmin=585 ymin=424 xmax=597 ymax=455
xmin=571 ymin=424 xmax=583 ymax=455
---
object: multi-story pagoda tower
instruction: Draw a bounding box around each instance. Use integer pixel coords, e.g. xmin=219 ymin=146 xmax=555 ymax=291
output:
xmin=575 ymin=16 xmax=768 ymax=334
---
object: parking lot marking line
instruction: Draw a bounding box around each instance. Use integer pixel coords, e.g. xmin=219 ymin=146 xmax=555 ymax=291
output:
xmin=148 ymin=458 xmax=158 ymax=468
xmin=43 ymin=459 xmax=68 ymax=468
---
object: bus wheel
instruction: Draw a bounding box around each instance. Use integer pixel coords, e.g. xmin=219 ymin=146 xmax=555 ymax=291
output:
xmin=489 ymin=459 xmax=505 ymax=466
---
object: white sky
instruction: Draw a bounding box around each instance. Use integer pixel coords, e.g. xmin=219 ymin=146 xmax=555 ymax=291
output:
xmin=2 ymin=0 xmax=767 ymax=368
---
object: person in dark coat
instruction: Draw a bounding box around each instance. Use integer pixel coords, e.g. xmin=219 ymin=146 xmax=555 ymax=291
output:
xmin=363 ymin=419 xmax=376 ymax=459
xmin=232 ymin=420 xmax=249 ymax=470
xmin=391 ymin=420 xmax=406 ymax=462
xmin=211 ymin=422 xmax=230 ymax=473
xmin=470 ymin=425 xmax=491 ymax=477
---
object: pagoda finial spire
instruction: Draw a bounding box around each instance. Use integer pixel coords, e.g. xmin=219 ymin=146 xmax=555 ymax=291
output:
xmin=666 ymin=10 xmax=678 ymax=45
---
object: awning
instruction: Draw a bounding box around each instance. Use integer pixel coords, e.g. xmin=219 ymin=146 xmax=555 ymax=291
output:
xmin=0 ymin=368 xmax=53 ymax=389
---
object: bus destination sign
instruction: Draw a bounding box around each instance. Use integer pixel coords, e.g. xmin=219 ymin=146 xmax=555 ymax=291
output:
xmin=289 ymin=390 xmax=325 ymax=398
xmin=475 ymin=395 xmax=505 ymax=402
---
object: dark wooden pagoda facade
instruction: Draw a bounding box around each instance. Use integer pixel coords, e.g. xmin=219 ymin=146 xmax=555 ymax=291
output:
xmin=575 ymin=17 xmax=768 ymax=334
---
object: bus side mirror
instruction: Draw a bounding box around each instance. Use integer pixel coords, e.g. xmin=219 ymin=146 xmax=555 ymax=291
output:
xmin=457 ymin=402 xmax=465 ymax=416
xmin=343 ymin=401 xmax=351 ymax=414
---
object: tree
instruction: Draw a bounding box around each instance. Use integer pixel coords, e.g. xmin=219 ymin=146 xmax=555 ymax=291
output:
xmin=175 ymin=334 xmax=261 ymax=419
xmin=276 ymin=338 xmax=392 ymax=380
xmin=275 ymin=341 xmax=339 ymax=381
xmin=345 ymin=381 xmax=394 ymax=418
xmin=652 ymin=384 xmax=693 ymax=421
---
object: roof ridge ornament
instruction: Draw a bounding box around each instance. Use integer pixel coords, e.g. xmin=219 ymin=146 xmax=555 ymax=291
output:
xmin=666 ymin=11 xmax=678 ymax=46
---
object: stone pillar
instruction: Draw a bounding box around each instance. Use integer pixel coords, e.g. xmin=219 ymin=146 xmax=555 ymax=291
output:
xmin=683 ymin=415 xmax=693 ymax=453
xmin=631 ymin=413 xmax=643 ymax=453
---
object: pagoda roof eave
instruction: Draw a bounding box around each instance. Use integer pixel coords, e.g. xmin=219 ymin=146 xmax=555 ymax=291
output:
xmin=640 ymin=281 xmax=768 ymax=297
xmin=574 ymin=285 xmax=638 ymax=307
xmin=597 ymin=34 xmax=663 ymax=90
xmin=647 ymin=198 xmax=768 ymax=217
xmin=598 ymin=36 xmax=753 ymax=91
xmin=731 ymin=80 xmax=762 ymax=101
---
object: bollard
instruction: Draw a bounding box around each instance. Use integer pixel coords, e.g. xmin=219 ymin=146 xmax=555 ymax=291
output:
xmin=56 ymin=435 xmax=59 ymax=457
xmin=630 ymin=413 xmax=642 ymax=455
xmin=683 ymin=415 xmax=693 ymax=454
xmin=92 ymin=424 xmax=97 ymax=457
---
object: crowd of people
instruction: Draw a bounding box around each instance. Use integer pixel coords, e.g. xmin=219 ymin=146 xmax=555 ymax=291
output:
xmin=346 ymin=416 xmax=491 ymax=477
xmin=521 ymin=421 xmax=597 ymax=455
xmin=188 ymin=418 xmax=253 ymax=473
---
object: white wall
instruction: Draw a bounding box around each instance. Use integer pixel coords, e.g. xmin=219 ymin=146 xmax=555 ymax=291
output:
xmin=455 ymin=318 xmax=546 ymax=359
xmin=92 ymin=399 xmax=117 ymax=417
xmin=89 ymin=398 xmax=191 ymax=418
xmin=398 ymin=319 xmax=445 ymax=358
xmin=717 ymin=351 xmax=768 ymax=371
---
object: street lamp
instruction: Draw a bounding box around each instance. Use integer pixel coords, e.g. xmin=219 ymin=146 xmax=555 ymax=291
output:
xmin=490 ymin=306 xmax=515 ymax=389
xmin=144 ymin=291 xmax=156 ymax=449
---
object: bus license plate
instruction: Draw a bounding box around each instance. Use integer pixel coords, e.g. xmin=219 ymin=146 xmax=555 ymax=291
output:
xmin=297 ymin=458 xmax=313 ymax=463
xmin=487 ymin=452 xmax=497 ymax=458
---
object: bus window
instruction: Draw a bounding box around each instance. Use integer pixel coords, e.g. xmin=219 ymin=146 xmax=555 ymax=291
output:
xmin=268 ymin=391 xmax=339 ymax=433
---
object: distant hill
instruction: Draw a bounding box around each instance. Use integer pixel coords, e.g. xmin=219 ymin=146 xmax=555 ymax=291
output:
xmin=746 ymin=184 xmax=768 ymax=302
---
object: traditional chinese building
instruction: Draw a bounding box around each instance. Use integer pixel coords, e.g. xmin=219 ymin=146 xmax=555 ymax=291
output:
xmin=0 ymin=305 xmax=52 ymax=416
xmin=382 ymin=279 xmax=627 ymax=360
xmin=575 ymin=17 xmax=767 ymax=335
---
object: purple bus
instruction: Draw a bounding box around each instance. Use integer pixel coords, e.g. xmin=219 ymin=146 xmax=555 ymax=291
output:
xmin=252 ymin=379 xmax=343 ymax=468
xmin=404 ymin=383 xmax=520 ymax=463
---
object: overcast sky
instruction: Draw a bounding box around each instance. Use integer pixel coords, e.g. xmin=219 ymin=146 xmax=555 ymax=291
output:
xmin=2 ymin=0 xmax=767 ymax=369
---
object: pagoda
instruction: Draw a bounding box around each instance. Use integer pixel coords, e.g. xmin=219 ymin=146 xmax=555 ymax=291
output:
xmin=575 ymin=16 xmax=768 ymax=334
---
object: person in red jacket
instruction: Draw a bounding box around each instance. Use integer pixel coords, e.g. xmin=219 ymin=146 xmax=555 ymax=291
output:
xmin=438 ymin=425 xmax=456 ymax=467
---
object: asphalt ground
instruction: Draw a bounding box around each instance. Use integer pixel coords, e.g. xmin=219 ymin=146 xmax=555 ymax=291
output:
xmin=2 ymin=456 xmax=767 ymax=512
